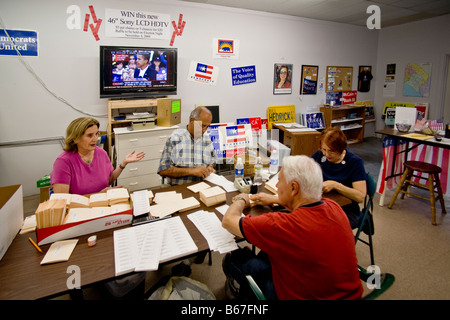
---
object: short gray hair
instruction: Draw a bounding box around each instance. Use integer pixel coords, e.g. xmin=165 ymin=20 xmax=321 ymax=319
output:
xmin=190 ymin=106 xmax=211 ymax=120
xmin=282 ymin=155 xmax=323 ymax=200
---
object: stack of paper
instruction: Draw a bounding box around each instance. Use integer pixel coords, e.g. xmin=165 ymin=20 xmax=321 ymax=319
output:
xmin=107 ymin=188 xmax=130 ymax=205
xmin=131 ymin=189 xmax=152 ymax=216
xmin=204 ymin=173 xmax=238 ymax=192
xmin=188 ymin=210 xmax=238 ymax=253
xmin=49 ymin=193 xmax=72 ymax=206
xmin=113 ymin=222 xmax=164 ymax=275
xmin=187 ymin=182 xmax=211 ymax=193
xmin=199 ymin=186 xmax=226 ymax=207
xmin=35 ymin=199 xmax=67 ymax=229
xmin=63 ymin=207 xmax=112 ymax=224
xmin=89 ymin=193 xmax=109 ymax=207
xmin=148 ymin=191 xmax=200 ymax=218
xmin=149 ymin=196 xmax=200 ymax=218
xmin=110 ymin=203 xmax=132 ymax=213
xmin=50 ymin=190 xmax=131 ymax=208
xmin=264 ymin=172 xmax=279 ymax=195
xmin=41 ymin=239 xmax=79 ymax=265
xmin=113 ymin=216 xmax=198 ymax=276
xmin=69 ymin=194 xmax=90 ymax=208
xmin=153 ymin=191 xmax=182 ymax=204
xmin=20 ymin=215 xmax=37 ymax=234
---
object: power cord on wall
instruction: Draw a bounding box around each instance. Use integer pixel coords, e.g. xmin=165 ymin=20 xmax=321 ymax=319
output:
xmin=0 ymin=15 xmax=107 ymax=118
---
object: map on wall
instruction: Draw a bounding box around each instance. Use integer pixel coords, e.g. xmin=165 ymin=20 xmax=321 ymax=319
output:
xmin=403 ymin=63 xmax=432 ymax=97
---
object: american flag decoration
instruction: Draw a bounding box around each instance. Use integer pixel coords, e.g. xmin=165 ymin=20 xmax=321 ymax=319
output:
xmin=377 ymin=136 xmax=450 ymax=196
xmin=188 ymin=61 xmax=219 ymax=85
xmin=195 ymin=63 xmax=213 ymax=80
xmin=217 ymin=124 xmax=253 ymax=158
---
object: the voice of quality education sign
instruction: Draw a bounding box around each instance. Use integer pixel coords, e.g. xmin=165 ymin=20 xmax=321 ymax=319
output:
xmin=0 ymin=29 xmax=38 ymax=56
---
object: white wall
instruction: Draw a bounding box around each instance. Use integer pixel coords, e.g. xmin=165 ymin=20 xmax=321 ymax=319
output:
xmin=374 ymin=14 xmax=450 ymax=127
xmin=1 ymin=0 xmax=380 ymax=195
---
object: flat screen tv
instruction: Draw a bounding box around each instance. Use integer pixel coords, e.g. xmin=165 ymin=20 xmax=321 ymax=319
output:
xmin=100 ymin=46 xmax=177 ymax=98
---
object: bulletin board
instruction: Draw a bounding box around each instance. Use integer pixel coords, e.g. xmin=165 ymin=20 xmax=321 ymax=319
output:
xmin=326 ymin=66 xmax=353 ymax=92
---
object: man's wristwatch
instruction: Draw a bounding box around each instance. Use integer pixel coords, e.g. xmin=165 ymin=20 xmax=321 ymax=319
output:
xmin=234 ymin=196 xmax=247 ymax=205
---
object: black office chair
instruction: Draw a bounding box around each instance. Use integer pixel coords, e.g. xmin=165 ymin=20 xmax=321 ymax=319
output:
xmin=354 ymin=172 xmax=376 ymax=266
xmin=244 ymin=264 xmax=395 ymax=300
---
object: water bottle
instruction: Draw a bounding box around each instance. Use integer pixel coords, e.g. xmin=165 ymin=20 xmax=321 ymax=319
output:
xmin=235 ymin=157 xmax=244 ymax=181
xmin=269 ymin=149 xmax=279 ymax=174
xmin=253 ymin=156 xmax=263 ymax=185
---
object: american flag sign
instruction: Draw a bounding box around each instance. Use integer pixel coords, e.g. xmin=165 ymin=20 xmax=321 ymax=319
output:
xmin=195 ymin=63 xmax=213 ymax=80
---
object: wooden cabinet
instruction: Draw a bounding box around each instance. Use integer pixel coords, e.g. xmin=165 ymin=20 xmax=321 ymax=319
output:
xmin=320 ymin=105 xmax=366 ymax=144
xmin=272 ymin=124 xmax=321 ymax=156
xmin=114 ymin=126 xmax=178 ymax=191
xmin=107 ymin=97 xmax=181 ymax=157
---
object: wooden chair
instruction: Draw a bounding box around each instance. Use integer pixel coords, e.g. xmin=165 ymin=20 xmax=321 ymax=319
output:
xmin=388 ymin=161 xmax=446 ymax=225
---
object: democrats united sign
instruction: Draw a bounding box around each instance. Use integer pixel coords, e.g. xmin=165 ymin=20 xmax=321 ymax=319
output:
xmin=267 ymin=105 xmax=296 ymax=130
xmin=0 ymin=29 xmax=38 ymax=56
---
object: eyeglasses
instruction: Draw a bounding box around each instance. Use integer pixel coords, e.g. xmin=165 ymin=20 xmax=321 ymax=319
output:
xmin=280 ymin=71 xmax=287 ymax=74
xmin=194 ymin=121 xmax=210 ymax=130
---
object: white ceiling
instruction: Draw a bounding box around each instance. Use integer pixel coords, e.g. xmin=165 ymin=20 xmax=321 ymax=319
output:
xmin=179 ymin=0 xmax=450 ymax=27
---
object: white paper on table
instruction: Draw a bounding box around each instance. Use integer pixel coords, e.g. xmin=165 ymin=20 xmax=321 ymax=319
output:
xmin=205 ymin=173 xmax=237 ymax=192
xmin=187 ymin=182 xmax=211 ymax=193
xmin=158 ymin=216 xmax=198 ymax=263
xmin=40 ymin=239 xmax=79 ymax=265
xmin=135 ymin=223 xmax=164 ymax=272
xmin=215 ymin=204 xmax=229 ymax=215
xmin=154 ymin=191 xmax=183 ymax=204
xmin=113 ymin=216 xmax=198 ymax=275
xmin=188 ymin=210 xmax=237 ymax=253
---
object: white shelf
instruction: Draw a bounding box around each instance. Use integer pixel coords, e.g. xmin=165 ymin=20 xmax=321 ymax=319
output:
xmin=339 ymin=124 xmax=363 ymax=131
xmin=331 ymin=117 xmax=364 ymax=124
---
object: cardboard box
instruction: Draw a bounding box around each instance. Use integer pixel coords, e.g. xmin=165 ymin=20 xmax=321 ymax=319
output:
xmin=36 ymin=201 xmax=133 ymax=246
xmin=0 ymin=185 xmax=24 ymax=260
xmin=157 ymin=98 xmax=181 ymax=127
xmin=40 ymin=185 xmax=52 ymax=203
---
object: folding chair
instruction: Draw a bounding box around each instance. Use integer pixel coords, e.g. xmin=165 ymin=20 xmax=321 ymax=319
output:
xmin=244 ymin=265 xmax=395 ymax=300
xmin=354 ymin=172 xmax=376 ymax=266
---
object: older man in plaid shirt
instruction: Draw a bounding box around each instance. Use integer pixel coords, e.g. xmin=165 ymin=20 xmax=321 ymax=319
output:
xmin=158 ymin=106 xmax=217 ymax=185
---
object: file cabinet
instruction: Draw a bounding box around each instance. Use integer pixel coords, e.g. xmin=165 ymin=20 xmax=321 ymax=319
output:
xmin=114 ymin=126 xmax=178 ymax=191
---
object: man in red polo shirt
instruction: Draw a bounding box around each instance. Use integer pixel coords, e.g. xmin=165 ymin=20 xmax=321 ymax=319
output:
xmin=222 ymin=155 xmax=363 ymax=300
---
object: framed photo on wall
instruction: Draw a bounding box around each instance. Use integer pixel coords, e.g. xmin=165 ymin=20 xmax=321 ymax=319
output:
xmin=300 ymin=65 xmax=319 ymax=95
xmin=273 ymin=63 xmax=293 ymax=95
xmin=302 ymin=112 xmax=325 ymax=129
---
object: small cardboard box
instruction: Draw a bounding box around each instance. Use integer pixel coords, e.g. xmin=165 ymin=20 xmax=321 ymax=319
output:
xmin=199 ymin=186 xmax=226 ymax=207
xmin=0 ymin=185 xmax=24 ymax=260
xmin=36 ymin=201 xmax=133 ymax=246
xmin=157 ymin=98 xmax=181 ymax=127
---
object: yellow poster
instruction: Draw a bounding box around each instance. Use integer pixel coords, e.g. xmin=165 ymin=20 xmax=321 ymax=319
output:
xmin=267 ymin=105 xmax=296 ymax=130
xmin=382 ymin=101 xmax=416 ymax=115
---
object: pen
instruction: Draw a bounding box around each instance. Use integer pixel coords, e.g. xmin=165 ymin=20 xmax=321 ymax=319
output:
xmin=28 ymin=237 xmax=43 ymax=253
